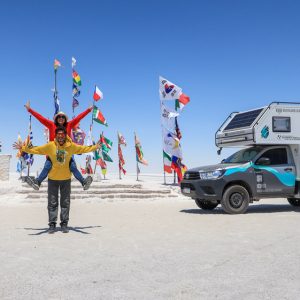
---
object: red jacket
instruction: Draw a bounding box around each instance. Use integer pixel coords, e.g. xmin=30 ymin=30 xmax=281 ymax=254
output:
xmin=28 ymin=107 xmax=92 ymax=141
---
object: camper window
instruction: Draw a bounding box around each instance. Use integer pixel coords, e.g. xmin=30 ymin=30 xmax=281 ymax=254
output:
xmin=272 ymin=116 xmax=291 ymax=132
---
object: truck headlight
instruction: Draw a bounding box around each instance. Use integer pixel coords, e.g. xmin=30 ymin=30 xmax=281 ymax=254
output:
xmin=199 ymin=169 xmax=224 ymax=180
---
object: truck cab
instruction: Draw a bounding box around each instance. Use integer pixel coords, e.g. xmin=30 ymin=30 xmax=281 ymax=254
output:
xmin=181 ymin=102 xmax=300 ymax=213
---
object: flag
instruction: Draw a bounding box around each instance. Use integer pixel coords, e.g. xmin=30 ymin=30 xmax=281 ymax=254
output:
xmin=162 ymin=128 xmax=182 ymax=159
xmin=72 ymin=84 xmax=80 ymax=97
xmin=72 ymin=57 xmax=76 ymax=68
xmin=159 ymin=76 xmax=182 ymax=100
xmin=161 ymin=103 xmax=179 ymax=131
xmin=72 ymin=70 xmax=82 ymax=86
xmin=54 ymin=59 xmax=61 ymax=70
xmin=175 ymin=93 xmax=190 ymax=111
xmin=71 ymin=127 xmax=86 ymax=145
xmin=135 ymin=134 xmax=148 ymax=165
xmin=84 ymin=155 xmax=93 ymax=174
xmin=93 ymin=106 xmax=108 ymax=126
xmin=96 ymin=157 xmax=107 ymax=169
xmin=102 ymin=151 xmax=113 ymax=162
xmin=54 ymin=92 xmax=60 ymax=115
xmin=118 ymin=132 xmax=127 ymax=146
xmin=72 ymin=98 xmax=79 ymax=108
xmin=93 ymin=148 xmax=101 ymax=161
xmin=93 ymin=85 xmax=103 ymax=101
xmin=118 ymin=144 xmax=126 ymax=175
xmin=163 ymin=150 xmax=172 ymax=173
xmin=80 ymin=167 xmax=87 ymax=175
xmin=175 ymin=117 xmax=182 ymax=140
xmin=100 ymin=134 xmax=112 ymax=152
xmin=171 ymin=155 xmax=187 ymax=183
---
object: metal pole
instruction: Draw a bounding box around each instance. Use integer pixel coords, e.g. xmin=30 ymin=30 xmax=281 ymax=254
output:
xmin=118 ymin=132 xmax=121 ymax=180
xmin=159 ymin=101 xmax=167 ymax=185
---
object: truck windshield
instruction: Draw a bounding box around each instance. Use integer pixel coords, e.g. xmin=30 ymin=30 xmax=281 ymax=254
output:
xmin=223 ymin=147 xmax=263 ymax=163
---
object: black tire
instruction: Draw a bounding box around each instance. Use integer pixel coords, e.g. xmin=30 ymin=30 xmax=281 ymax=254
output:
xmin=287 ymin=198 xmax=300 ymax=207
xmin=195 ymin=199 xmax=218 ymax=210
xmin=221 ymin=185 xmax=250 ymax=214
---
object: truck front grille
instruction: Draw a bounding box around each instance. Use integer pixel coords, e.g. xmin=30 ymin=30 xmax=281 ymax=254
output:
xmin=184 ymin=172 xmax=200 ymax=180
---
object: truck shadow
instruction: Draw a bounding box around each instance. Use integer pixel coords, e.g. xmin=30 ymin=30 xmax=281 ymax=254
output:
xmin=181 ymin=204 xmax=300 ymax=214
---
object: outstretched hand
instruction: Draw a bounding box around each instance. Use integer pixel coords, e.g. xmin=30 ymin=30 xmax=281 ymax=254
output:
xmin=24 ymin=100 xmax=30 ymax=111
xmin=12 ymin=141 xmax=23 ymax=150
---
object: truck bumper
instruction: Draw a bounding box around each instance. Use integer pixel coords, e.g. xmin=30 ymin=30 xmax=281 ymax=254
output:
xmin=180 ymin=178 xmax=225 ymax=201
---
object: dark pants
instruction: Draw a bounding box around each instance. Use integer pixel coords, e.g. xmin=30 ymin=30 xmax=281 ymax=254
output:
xmin=48 ymin=179 xmax=71 ymax=226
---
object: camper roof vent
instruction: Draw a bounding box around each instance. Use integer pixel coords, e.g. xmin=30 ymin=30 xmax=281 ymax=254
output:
xmin=224 ymin=108 xmax=264 ymax=131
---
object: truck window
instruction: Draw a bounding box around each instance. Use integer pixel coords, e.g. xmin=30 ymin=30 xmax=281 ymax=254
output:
xmin=223 ymin=147 xmax=263 ymax=163
xmin=257 ymin=148 xmax=288 ymax=165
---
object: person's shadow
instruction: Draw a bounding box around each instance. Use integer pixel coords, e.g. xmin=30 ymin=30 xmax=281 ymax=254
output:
xmin=23 ymin=225 xmax=101 ymax=235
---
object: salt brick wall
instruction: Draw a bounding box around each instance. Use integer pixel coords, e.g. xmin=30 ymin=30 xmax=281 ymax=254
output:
xmin=0 ymin=155 xmax=12 ymax=181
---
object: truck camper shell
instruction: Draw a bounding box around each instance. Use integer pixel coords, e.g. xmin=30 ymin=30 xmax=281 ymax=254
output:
xmin=215 ymin=102 xmax=300 ymax=148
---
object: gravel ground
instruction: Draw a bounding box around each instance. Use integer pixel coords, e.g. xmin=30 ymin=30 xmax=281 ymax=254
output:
xmin=0 ymin=197 xmax=300 ymax=300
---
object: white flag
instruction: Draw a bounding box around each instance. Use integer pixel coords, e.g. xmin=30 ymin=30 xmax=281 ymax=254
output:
xmin=161 ymin=103 xmax=179 ymax=131
xmin=72 ymin=57 xmax=77 ymax=68
xmin=162 ymin=128 xmax=182 ymax=159
xmin=159 ymin=76 xmax=182 ymax=100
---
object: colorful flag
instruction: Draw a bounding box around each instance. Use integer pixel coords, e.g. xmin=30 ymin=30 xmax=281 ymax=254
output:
xmin=102 ymin=151 xmax=113 ymax=162
xmin=93 ymin=148 xmax=101 ymax=161
xmin=100 ymin=134 xmax=113 ymax=152
xmin=118 ymin=132 xmax=127 ymax=146
xmin=93 ymin=106 xmax=108 ymax=126
xmin=135 ymin=134 xmax=148 ymax=165
xmin=171 ymin=155 xmax=187 ymax=183
xmin=72 ymin=98 xmax=79 ymax=108
xmin=118 ymin=144 xmax=126 ymax=175
xmin=72 ymin=84 xmax=80 ymax=97
xmin=175 ymin=117 xmax=182 ymax=140
xmin=72 ymin=70 xmax=82 ymax=86
xmin=175 ymin=93 xmax=190 ymax=111
xmin=93 ymin=85 xmax=103 ymax=101
xmin=54 ymin=92 xmax=60 ymax=115
xmin=54 ymin=59 xmax=61 ymax=70
xmin=159 ymin=76 xmax=182 ymax=100
xmin=161 ymin=103 xmax=179 ymax=131
xmin=96 ymin=157 xmax=107 ymax=176
xmin=163 ymin=150 xmax=172 ymax=173
xmin=84 ymin=155 xmax=93 ymax=174
xmin=72 ymin=57 xmax=76 ymax=68
xmin=162 ymin=128 xmax=182 ymax=159
xmin=71 ymin=127 xmax=86 ymax=145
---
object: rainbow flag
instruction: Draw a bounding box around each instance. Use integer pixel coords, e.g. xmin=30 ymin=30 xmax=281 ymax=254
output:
xmin=72 ymin=70 xmax=82 ymax=86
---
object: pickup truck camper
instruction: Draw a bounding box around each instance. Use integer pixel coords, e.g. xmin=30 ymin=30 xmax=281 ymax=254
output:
xmin=181 ymin=102 xmax=300 ymax=214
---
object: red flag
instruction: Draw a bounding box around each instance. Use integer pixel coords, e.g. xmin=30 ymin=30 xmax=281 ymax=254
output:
xmin=93 ymin=85 xmax=103 ymax=101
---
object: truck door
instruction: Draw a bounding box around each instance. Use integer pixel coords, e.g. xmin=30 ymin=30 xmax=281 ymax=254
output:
xmin=253 ymin=147 xmax=296 ymax=196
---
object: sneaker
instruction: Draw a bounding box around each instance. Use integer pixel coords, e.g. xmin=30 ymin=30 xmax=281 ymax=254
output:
xmin=48 ymin=223 xmax=56 ymax=234
xmin=83 ymin=176 xmax=93 ymax=191
xmin=25 ymin=177 xmax=40 ymax=191
xmin=61 ymin=223 xmax=69 ymax=233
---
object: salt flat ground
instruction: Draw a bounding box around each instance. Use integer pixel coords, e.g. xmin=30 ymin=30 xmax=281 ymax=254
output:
xmin=0 ymin=175 xmax=300 ymax=300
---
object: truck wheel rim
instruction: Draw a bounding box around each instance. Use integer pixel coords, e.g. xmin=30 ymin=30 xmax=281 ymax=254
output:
xmin=229 ymin=192 xmax=243 ymax=208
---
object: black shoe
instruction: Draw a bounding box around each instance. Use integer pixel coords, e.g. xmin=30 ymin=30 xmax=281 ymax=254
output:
xmin=48 ymin=223 xmax=56 ymax=234
xmin=83 ymin=176 xmax=93 ymax=191
xmin=25 ymin=177 xmax=40 ymax=191
xmin=61 ymin=223 xmax=69 ymax=233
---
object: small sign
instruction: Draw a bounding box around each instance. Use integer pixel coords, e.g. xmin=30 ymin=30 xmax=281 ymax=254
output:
xmin=183 ymin=187 xmax=191 ymax=194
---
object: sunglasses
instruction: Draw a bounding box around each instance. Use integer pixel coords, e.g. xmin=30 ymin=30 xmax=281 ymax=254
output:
xmin=57 ymin=116 xmax=66 ymax=119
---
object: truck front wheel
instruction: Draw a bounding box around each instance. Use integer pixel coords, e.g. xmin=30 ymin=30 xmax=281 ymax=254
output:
xmin=221 ymin=185 xmax=250 ymax=214
xmin=195 ymin=199 xmax=218 ymax=210
xmin=287 ymin=198 xmax=300 ymax=207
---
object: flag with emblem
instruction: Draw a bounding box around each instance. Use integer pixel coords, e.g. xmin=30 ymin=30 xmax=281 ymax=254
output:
xmin=159 ymin=76 xmax=182 ymax=100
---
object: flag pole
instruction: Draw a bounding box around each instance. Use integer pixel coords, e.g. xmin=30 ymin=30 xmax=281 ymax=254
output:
xmin=101 ymin=131 xmax=106 ymax=180
xmin=134 ymin=132 xmax=139 ymax=181
xmin=27 ymin=115 xmax=32 ymax=177
xmin=54 ymin=67 xmax=59 ymax=116
xmin=118 ymin=132 xmax=121 ymax=180
xmin=159 ymin=101 xmax=166 ymax=185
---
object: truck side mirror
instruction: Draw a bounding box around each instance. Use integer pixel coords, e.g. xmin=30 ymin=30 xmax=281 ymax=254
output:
xmin=256 ymin=157 xmax=271 ymax=165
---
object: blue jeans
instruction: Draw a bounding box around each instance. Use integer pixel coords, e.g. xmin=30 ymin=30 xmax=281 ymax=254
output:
xmin=37 ymin=157 xmax=85 ymax=185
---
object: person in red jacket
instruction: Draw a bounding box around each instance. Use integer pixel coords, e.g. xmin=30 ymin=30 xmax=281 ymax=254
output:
xmin=25 ymin=101 xmax=93 ymax=190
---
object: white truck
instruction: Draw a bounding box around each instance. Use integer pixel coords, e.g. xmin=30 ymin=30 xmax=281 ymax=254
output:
xmin=181 ymin=102 xmax=300 ymax=213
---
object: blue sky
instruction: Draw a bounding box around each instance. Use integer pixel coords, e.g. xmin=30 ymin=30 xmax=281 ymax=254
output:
xmin=1 ymin=0 xmax=300 ymax=174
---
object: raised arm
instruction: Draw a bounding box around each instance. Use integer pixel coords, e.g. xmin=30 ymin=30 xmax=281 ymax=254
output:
xmin=68 ymin=106 xmax=93 ymax=129
xmin=21 ymin=143 xmax=51 ymax=156
xmin=71 ymin=142 xmax=100 ymax=155
xmin=25 ymin=101 xmax=54 ymax=129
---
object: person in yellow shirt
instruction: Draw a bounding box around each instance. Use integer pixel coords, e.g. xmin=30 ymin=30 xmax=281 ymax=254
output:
xmin=14 ymin=126 xmax=100 ymax=234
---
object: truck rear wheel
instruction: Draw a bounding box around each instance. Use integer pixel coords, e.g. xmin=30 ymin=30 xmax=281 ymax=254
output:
xmin=221 ymin=185 xmax=250 ymax=214
xmin=195 ymin=199 xmax=218 ymax=210
xmin=287 ymin=198 xmax=300 ymax=207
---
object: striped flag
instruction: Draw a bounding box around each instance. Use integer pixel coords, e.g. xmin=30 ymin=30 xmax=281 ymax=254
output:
xmin=93 ymin=106 xmax=108 ymax=126
xmin=93 ymin=85 xmax=103 ymax=101
xmin=72 ymin=70 xmax=82 ymax=86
